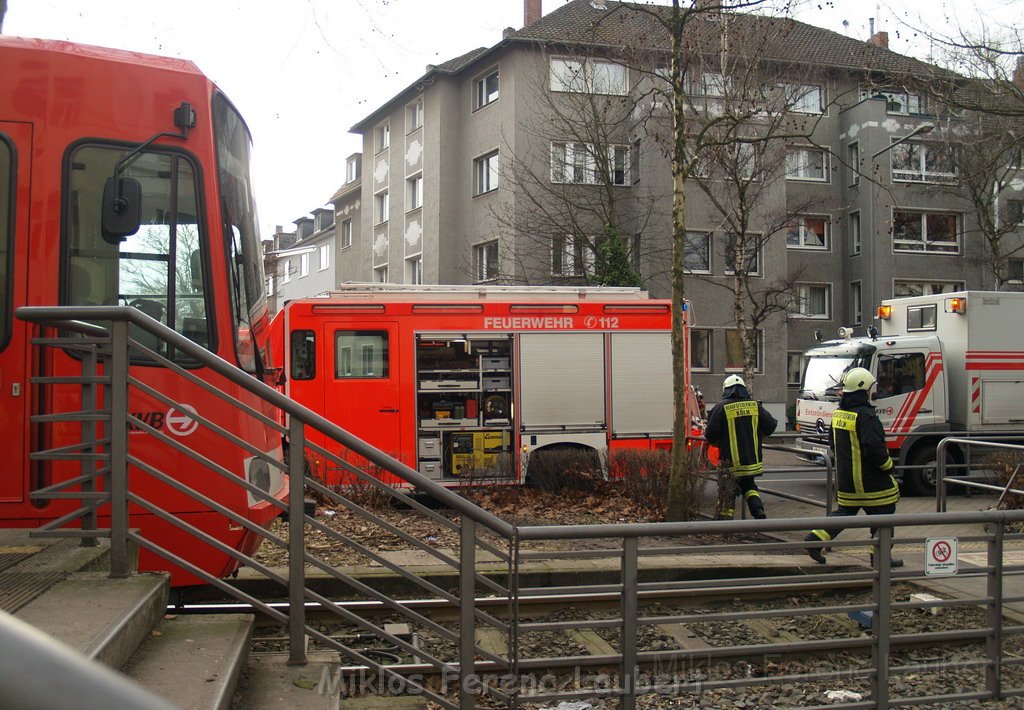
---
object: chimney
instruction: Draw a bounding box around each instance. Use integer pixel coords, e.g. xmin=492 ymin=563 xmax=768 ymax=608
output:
xmin=868 ymin=31 xmax=889 ymax=49
xmin=524 ymin=0 xmax=542 ymax=27
xmin=1014 ymin=56 xmax=1024 ymax=92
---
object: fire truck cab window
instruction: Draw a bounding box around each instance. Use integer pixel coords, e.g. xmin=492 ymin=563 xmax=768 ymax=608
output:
xmin=0 ymin=136 xmax=12 ymax=351
xmin=290 ymin=330 xmax=316 ymax=380
xmin=875 ymin=352 xmax=925 ymax=398
xmin=335 ymin=330 xmax=389 ymax=378
xmin=65 ymin=145 xmax=210 ymax=358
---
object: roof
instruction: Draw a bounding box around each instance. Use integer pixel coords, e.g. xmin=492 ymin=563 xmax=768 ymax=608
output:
xmin=351 ymin=0 xmax=956 ymax=133
xmin=507 ymin=0 xmax=944 ymax=77
xmin=0 ymin=36 xmax=203 ymax=76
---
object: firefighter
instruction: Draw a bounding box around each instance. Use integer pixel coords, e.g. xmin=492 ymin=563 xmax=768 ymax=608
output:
xmin=804 ymin=367 xmax=903 ymax=566
xmin=704 ymin=374 xmax=777 ymax=520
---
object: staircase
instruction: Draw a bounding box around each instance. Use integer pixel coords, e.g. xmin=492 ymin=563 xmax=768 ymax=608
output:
xmin=0 ymin=531 xmax=252 ymax=709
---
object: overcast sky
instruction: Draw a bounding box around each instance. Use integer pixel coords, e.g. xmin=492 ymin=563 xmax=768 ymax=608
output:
xmin=5 ymin=0 xmax=1019 ymax=238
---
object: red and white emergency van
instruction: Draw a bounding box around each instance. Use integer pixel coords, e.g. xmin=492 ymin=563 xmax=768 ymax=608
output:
xmin=270 ymin=285 xmax=693 ymax=486
xmin=796 ymin=291 xmax=1024 ymax=495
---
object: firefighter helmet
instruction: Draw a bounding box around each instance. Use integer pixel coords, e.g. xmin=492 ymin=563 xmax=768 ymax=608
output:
xmin=722 ymin=374 xmax=745 ymax=393
xmin=842 ymin=367 xmax=875 ymax=393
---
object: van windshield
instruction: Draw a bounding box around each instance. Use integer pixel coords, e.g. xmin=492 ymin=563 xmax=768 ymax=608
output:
xmin=800 ymin=354 xmax=870 ymax=401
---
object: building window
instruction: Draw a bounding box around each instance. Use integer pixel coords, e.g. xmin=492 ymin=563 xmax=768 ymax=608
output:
xmin=267 ymin=275 xmax=275 ymax=297
xmin=550 ymin=142 xmax=630 ymax=186
xmin=282 ymin=259 xmax=291 ymax=284
xmin=724 ymin=236 xmax=761 ymax=276
xmin=374 ymin=190 xmax=389 ymax=225
xmin=374 ymin=122 xmax=390 ymax=153
xmin=341 ymin=219 xmax=352 ymax=249
xmin=550 ymin=57 xmax=627 ymax=95
xmin=474 ymin=240 xmax=499 ymax=281
xmin=1008 ymin=258 xmax=1024 ymax=283
xmin=406 ymin=99 xmax=423 ymax=132
xmin=474 ymin=68 xmax=499 ymax=109
xmin=892 ymin=210 xmax=960 ymax=254
xmin=850 ymin=281 xmax=862 ymax=325
xmin=319 ymin=244 xmax=330 ymax=271
xmin=407 ymin=174 xmax=423 ymax=210
xmin=793 ymin=283 xmax=831 ymax=319
xmin=684 ymin=231 xmax=711 ymax=273
xmin=893 ymin=280 xmax=963 ymax=297
xmin=405 ymin=256 xmax=423 ymax=285
xmin=685 ymin=71 xmax=731 ymax=98
xmin=782 ymin=83 xmax=823 ymax=113
xmin=847 ymin=142 xmax=860 ymax=186
xmin=1007 ymin=199 xmax=1024 ymax=226
xmin=346 ymin=156 xmax=360 ymax=183
xmin=551 ymin=235 xmax=595 ymax=277
xmin=373 ymin=265 xmax=388 ymax=283
xmin=849 ymin=211 xmax=861 ymax=255
xmin=725 ymin=329 xmax=762 ymax=372
xmin=474 ymin=150 xmax=499 ymax=195
xmin=786 ymin=216 xmax=829 ymax=249
xmin=860 ymin=87 xmax=928 ymax=115
xmin=690 ymin=329 xmax=711 ymax=371
xmin=787 ymin=352 xmax=804 ymax=387
xmin=786 ymin=147 xmax=828 ymax=181
xmin=299 ymin=253 xmax=310 ymax=278
xmin=891 ymin=141 xmax=956 ymax=183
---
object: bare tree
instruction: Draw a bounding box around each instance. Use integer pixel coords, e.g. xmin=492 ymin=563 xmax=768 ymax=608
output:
xmin=0 ymin=0 xmax=7 ymax=34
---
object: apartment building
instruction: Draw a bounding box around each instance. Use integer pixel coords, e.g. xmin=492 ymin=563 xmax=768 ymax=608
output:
xmin=264 ymin=153 xmax=363 ymax=312
xmin=345 ymin=0 xmax=1024 ymax=421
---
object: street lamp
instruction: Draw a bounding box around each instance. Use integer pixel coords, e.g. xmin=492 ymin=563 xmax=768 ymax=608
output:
xmin=864 ymin=122 xmax=936 ymax=321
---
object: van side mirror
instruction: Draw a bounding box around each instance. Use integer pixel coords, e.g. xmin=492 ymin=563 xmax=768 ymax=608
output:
xmin=101 ymin=177 xmax=142 ymax=243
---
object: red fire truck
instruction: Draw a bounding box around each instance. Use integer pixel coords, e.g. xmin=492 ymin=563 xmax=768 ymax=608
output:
xmin=270 ymin=285 xmax=694 ymax=486
xmin=0 ymin=37 xmax=287 ymax=584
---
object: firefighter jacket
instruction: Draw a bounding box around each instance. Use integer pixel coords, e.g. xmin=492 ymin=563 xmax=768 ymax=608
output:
xmin=704 ymin=386 xmax=778 ymax=477
xmin=831 ymin=390 xmax=900 ymax=508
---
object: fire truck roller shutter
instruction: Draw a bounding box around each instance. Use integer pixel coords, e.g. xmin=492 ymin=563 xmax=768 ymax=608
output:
xmin=519 ymin=332 xmax=606 ymax=429
xmin=610 ymin=332 xmax=672 ymax=437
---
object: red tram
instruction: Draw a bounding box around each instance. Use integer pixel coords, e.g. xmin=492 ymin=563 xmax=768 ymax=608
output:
xmin=0 ymin=37 xmax=287 ymax=585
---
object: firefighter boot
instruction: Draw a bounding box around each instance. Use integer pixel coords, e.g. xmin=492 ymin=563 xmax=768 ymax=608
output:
xmin=870 ymin=553 xmax=905 ymax=568
xmin=804 ymin=532 xmax=827 ymax=564
xmin=745 ymin=490 xmax=766 ymax=520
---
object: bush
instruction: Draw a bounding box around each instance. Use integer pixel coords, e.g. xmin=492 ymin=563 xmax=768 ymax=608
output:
xmin=524 ymin=447 xmax=602 ymax=493
xmin=607 ymin=447 xmax=715 ymax=519
xmin=990 ymin=451 xmax=1024 ymax=510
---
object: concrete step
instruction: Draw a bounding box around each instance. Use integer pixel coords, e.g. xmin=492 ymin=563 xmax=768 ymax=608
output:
xmin=15 ymin=571 xmax=169 ymax=669
xmin=126 ymin=613 xmax=254 ymax=710
xmin=0 ymin=532 xmax=114 ymax=613
xmin=234 ymin=652 xmax=428 ymax=709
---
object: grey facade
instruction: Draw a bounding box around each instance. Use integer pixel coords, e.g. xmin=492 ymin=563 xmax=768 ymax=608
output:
xmin=343 ymin=0 xmax=1024 ymax=423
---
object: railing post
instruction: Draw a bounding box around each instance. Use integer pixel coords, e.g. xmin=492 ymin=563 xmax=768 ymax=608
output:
xmin=287 ymin=417 xmax=307 ymax=666
xmin=621 ymin=537 xmax=638 ymax=710
xmin=107 ymin=320 xmax=131 ymax=578
xmin=871 ymin=525 xmax=893 ymax=710
xmin=824 ymin=451 xmax=835 ymax=515
xmin=80 ymin=347 xmax=98 ymax=547
xmin=936 ymin=439 xmax=949 ymax=513
xmin=987 ymin=520 xmax=1004 ymax=698
xmin=459 ymin=514 xmax=477 ymax=710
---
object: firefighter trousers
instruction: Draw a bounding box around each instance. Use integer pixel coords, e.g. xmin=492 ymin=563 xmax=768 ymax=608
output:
xmin=717 ymin=474 xmax=766 ymax=520
xmin=808 ymin=502 xmax=897 ymax=543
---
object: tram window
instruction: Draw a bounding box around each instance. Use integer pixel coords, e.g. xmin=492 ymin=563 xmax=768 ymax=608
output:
xmin=290 ymin=330 xmax=316 ymax=380
xmin=334 ymin=331 xmax=389 ymax=379
xmin=65 ymin=145 xmax=210 ymax=358
xmin=0 ymin=137 xmax=12 ymax=351
xmin=875 ymin=352 xmax=925 ymax=398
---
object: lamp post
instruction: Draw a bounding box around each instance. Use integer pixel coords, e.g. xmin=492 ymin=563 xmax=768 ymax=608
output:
xmin=864 ymin=122 xmax=936 ymax=318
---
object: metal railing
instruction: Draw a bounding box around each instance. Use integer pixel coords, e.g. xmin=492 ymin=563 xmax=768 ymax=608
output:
xmin=936 ymin=437 xmax=1024 ymax=513
xmin=16 ymin=305 xmax=1024 ymax=709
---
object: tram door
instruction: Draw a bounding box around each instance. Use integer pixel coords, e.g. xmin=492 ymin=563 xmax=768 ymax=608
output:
xmin=0 ymin=123 xmax=30 ymax=502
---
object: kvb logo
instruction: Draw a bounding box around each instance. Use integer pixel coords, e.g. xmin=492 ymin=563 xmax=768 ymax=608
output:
xmin=128 ymin=404 xmax=199 ymax=436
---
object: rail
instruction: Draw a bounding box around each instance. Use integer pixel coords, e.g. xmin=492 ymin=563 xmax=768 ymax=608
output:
xmin=16 ymin=305 xmax=1024 ymax=709
xmin=936 ymin=437 xmax=1024 ymax=513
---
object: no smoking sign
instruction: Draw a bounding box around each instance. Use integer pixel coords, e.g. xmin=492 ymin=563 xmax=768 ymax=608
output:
xmin=925 ymin=537 xmax=958 ymax=576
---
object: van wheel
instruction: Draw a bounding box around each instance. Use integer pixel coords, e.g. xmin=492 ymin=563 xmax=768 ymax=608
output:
xmin=903 ymin=447 xmax=958 ymax=497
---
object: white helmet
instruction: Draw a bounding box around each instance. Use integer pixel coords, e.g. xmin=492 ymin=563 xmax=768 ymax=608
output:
xmin=842 ymin=367 xmax=875 ymax=393
xmin=722 ymin=374 xmax=745 ymax=393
